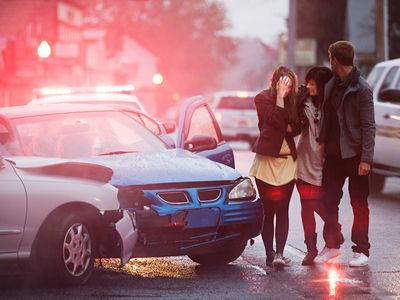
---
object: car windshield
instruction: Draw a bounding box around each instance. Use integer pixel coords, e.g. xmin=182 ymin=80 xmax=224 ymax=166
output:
xmin=216 ymin=96 xmax=255 ymax=110
xmin=9 ymin=111 xmax=167 ymax=158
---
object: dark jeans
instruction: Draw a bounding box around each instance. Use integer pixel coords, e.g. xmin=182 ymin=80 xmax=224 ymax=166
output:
xmin=255 ymin=178 xmax=295 ymax=255
xmin=322 ymin=155 xmax=370 ymax=256
xmin=296 ymin=179 xmax=326 ymax=241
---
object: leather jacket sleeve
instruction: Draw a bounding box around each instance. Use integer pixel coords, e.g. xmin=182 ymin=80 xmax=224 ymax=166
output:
xmin=254 ymin=90 xmax=289 ymax=138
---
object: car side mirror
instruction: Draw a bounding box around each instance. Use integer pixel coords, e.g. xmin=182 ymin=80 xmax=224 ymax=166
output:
xmin=162 ymin=121 xmax=176 ymax=134
xmin=184 ymin=135 xmax=217 ymax=152
xmin=378 ymin=88 xmax=400 ymax=104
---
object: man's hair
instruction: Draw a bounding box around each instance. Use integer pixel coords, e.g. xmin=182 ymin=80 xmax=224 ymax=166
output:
xmin=328 ymin=41 xmax=355 ymax=66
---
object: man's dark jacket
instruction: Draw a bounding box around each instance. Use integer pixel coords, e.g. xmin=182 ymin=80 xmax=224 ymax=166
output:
xmin=252 ymin=89 xmax=300 ymax=160
xmin=319 ymin=67 xmax=376 ymax=164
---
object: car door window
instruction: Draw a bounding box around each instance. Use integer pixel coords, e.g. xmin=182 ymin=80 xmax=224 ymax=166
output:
xmin=378 ymin=67 xmax=399 ymax=101
xmin=187 ymin=105 xmax=221 ymax=142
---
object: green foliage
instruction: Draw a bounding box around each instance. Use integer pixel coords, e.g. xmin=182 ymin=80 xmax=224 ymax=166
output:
xmin=85 ymin=0 xmax=237 ymax=98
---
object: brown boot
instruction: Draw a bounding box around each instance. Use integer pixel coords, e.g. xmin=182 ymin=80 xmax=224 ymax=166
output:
xmin=302 ymin=233 xmax=318 ymax=266
xmin=302 ymin=250 xmax=318 ymax=265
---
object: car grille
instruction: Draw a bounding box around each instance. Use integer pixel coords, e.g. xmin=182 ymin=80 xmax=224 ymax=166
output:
xmin=198 ymin=188 xmax=221 ymax=202
xmin=157 ymin=192 xmax=189 ymax=204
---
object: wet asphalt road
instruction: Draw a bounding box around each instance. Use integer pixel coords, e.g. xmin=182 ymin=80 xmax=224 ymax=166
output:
xmin=0 ymin=143 xmax=399 ymax=299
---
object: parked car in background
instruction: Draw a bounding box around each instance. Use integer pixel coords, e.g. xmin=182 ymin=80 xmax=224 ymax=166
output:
xmin=0 ymin=97 xmax=262 ymax=267
xmin=210 ymin=91 xmax=258 ymax=146
xmin=28 ymin=85 xmax=177 ymax=140
xmin=0 ymin=155 xmax=137 ymax=286
xmin=366 ymin=58 xmax=400 ymax=193
xmin=30 ymin=85 xmax=147 ymax=112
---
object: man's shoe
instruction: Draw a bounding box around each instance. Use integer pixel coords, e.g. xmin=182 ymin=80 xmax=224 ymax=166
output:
xmin=349 ymin=253 xmax=369 ymax=267
xmin=314 ymin=246 xmax=341 ymax=264
xmin=302 ymin=250 xmax=318 ymax=265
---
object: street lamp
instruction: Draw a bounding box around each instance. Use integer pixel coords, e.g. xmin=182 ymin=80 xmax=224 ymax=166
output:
xmin=37 ymin=40 xmax=51 ymax=59
xmin=152 ymin=73 xmax=164 ymax=85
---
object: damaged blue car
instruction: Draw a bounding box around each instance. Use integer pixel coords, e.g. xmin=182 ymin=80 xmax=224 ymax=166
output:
xmin=0 ymin=96 xmax=263 ymax=265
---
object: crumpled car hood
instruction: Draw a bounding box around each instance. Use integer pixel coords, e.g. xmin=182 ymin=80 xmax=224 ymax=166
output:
xmin=85 ymin=149 xmax=240 ymax=186
xmin=6 ymin=156 xmax=113 ymax=183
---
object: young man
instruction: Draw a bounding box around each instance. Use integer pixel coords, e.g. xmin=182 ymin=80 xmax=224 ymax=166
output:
xmin=315 ymin=41 xmax=376 ymax=267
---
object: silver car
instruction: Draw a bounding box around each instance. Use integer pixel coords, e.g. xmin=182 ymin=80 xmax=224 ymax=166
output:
xmin=0 ymin=155 xmax=137 ymax=286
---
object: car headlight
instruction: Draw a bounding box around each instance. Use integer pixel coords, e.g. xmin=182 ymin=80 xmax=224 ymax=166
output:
xmin=228 ymin=178 xmax=257 ymax=202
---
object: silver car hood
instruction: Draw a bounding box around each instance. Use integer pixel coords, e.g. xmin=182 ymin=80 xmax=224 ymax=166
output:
xmin=6 ymin=156 xmax=113 ymax=183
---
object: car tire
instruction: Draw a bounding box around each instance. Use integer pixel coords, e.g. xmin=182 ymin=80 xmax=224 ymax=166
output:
xmin=187 ymin=240 xmax=247 ymax=266
xmin=37 ymin=212 xmax=96 ymax=286
xmin=369 ymin=172 xmax=385 ymax=194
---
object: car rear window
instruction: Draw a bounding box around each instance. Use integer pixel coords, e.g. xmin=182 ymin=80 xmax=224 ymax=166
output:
xmin=367 ymin=66 xmax=385 ymax=90
xmin=216 ymin=97 xmax=255 ymax=110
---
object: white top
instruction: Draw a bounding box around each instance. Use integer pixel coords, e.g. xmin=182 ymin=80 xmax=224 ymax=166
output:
xmin=296 ymin=98 xmax=324 ymax=186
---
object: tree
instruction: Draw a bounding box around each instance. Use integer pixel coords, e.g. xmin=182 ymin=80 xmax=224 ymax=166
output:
xmin=85 ymin=0 xmax=237 ymax=112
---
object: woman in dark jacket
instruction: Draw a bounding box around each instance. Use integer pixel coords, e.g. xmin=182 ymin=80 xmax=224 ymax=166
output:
xmin=249 ymin=66 xmax=300 ymax=269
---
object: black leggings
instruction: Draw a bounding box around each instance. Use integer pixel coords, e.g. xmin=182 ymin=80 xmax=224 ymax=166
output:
xmin=255 ymin=178 xmax=295 ymax=255
xmin=296 ymin=179 xmax=326 ymax=240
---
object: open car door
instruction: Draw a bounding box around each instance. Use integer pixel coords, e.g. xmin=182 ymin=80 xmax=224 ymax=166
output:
xmin=176 ymin=96 xmax=235 ymax=168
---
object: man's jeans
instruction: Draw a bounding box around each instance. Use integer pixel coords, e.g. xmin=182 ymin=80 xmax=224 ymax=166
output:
xmin=322 ymin=155 xmax=370 ymax=256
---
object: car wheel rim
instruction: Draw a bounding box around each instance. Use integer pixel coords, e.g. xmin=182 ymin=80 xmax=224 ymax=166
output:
xmin=63 ymin=223 xmax=92 ymax=277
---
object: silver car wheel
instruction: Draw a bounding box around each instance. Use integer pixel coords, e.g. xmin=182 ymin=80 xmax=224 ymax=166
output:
xmin=63 ymin=223 xmax=92 ymax=277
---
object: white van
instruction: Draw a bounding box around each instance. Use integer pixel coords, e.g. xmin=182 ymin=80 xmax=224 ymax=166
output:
xmin=366 ymin=58 xmax=400 ymax=193
xmin=211 ymin=91 xmax=258 ymax=146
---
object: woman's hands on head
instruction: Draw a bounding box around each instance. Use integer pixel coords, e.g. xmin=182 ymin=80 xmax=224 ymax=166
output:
xmin=276 ymin=76 xmax=292 ymax=107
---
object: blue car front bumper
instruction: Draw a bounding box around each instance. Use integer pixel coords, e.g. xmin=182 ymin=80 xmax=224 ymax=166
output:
xmin=118 ymin=181 xmax=263 ymax=258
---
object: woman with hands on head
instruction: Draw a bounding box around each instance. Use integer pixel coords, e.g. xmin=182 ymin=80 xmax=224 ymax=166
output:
xmin=249 ymin=66 xmax=301 ymax=269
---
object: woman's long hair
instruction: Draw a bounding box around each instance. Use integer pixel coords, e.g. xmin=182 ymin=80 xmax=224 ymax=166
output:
xmin=269 ymin=66 xmax=299 ymax=127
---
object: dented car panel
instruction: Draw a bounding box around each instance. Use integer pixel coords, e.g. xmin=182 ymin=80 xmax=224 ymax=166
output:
xmin=115 ymin=210 xmax=138 ymax=265
xmin=0 ymin=156 xmax=137 ymax=284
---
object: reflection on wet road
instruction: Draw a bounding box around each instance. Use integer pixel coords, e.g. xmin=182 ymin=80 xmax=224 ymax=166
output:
xmin=90 ymin=252 xmax=394 ymax=300
xmin=0 ymin=247 xmax=397 ymax=299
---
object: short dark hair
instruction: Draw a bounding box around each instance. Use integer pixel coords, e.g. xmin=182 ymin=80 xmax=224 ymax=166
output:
xmin=305 ymin=66 xmax=333 ymax=89
xmin=328 ymin=41 xmax=354 ymax=66
xmin=305 ymin=66 xmax=333 ymax=107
